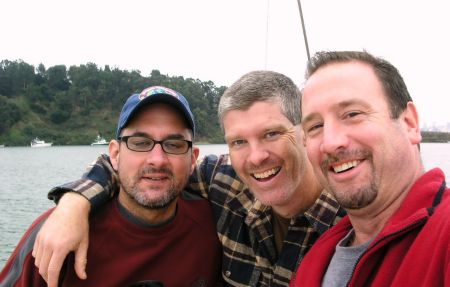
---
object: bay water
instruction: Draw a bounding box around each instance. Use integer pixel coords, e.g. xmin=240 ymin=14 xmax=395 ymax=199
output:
xmin=1 ymin=143 xmax=449 ymax=269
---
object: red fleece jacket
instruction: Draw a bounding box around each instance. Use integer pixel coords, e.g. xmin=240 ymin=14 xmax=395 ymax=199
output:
xmin=290 ymin=168 xmax=450 ymax=287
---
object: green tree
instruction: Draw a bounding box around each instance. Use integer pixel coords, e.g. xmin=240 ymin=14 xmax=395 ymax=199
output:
xmin=0 ymin=96 xmax=22 ymax=133
xmin=47 ymin=65 xmax=70 ymax=91
xmin=0 ymin=59 xmax=227 ymax=145
xmin=0 ymin=60 xmax=35 ymax=96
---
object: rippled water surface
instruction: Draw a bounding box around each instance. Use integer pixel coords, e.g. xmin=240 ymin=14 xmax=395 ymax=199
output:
xmin=0 ymin=143 xmax=448 ymax=268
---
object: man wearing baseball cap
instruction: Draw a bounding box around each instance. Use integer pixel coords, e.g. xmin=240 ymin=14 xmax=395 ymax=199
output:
xmin=0 ymin=86 xmax=222 ymax=286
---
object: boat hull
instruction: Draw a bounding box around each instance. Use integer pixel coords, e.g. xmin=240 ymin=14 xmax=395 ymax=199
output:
xmin=31 ymin=143 xmax=52 ymax=148
xmin=91 ymin=142 xmax=108 ymax=146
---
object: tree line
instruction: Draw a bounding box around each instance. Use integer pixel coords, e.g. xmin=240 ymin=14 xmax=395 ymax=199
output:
xmin=1 ymin=59 xmax=447 ymax=146
xmin=0 ymin=59 xmax=226 ymax=146
xmin=421 ymin=131 xmax=450 ymax=143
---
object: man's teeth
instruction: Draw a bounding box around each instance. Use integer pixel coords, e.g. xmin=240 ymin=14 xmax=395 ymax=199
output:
xmin=333 ymin=160 xmax=360 ymax=173
xmin=253 ymin=168 xmax=279 ymax=179
xmin=144 ymin=176 xmax=165 ymax=180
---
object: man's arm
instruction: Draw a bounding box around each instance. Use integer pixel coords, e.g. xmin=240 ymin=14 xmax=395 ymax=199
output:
xmin=187 ymin=154 xmax=222 ymax=199
xmin=32 ymin=153 xmax=223 ymax=287
xmin=48 ymin=153 xmax=119 ymax=205
xmin=32 ymin=193 xmax=90 ymax=286
xmin=32 ymin=154 xmax=119 ymax=287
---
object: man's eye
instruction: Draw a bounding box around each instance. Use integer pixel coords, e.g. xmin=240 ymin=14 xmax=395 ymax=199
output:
xmin=307 ymin=123 xmax=323 ymax=133
xmin=164 ymin=141 xmax=183 ymax=149
xmin=265 ymin=131 xmax=281 ymax=139
xmin=132 ymin=139 xmax=152 ymax=147
xmin=344 ymin=111 xmax=362 ymax=119
xmin=230 ymin=139 xmax=246 ymax=147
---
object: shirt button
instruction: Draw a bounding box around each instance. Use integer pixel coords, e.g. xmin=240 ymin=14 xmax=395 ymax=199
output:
xmin=225 ymin=271 xmax=231 ymax=277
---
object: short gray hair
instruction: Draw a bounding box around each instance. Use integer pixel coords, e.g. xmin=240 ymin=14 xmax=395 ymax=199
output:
xmin=218 ymin=70 xmax=301 ymax=130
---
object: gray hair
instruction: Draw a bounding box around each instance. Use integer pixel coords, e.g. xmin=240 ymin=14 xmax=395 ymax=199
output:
xmin=218 ymin=70 xmax=301 ymax=130
xmin=305 ymin=51 xmax=413 ymax=119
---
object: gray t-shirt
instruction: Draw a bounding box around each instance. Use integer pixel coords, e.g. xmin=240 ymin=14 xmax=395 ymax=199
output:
xmin=322 ymin=230 xmax=373 ymax=287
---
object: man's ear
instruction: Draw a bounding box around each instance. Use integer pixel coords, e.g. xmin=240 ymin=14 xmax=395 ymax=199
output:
xmin=109 ymin=140 xmax=121 ymax=171
xmin=401 ymin=102 xmax=422 ymax=144
xmin=190 ymin=146 xmax=200 ymax=174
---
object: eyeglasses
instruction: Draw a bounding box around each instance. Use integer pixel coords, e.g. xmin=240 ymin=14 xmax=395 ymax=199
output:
xmin=118 ymin=136 xmax=192 ymax=155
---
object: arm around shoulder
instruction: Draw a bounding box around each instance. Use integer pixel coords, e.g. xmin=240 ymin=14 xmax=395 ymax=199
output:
xmin=32 ymin=193 xmax=91 ymax=286
xmin=48 ymin=153 xmax=119 ymax=208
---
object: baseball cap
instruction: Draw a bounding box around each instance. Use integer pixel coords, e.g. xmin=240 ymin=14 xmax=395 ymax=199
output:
xmin=116 ymin=86 xmax=195 ymax=138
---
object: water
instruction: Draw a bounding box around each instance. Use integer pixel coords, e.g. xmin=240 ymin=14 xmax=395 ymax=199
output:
xmin=0 ymin=144 xmax=228 ymax=269
xmin=0 ymin=143 xmax=449 ymax=269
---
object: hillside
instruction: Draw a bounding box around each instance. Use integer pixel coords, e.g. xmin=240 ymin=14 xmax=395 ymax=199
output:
xmin=1 ymin=59 xmax=448 ymax=146
xmin=0 ymin=60 xmax=225 ymax=146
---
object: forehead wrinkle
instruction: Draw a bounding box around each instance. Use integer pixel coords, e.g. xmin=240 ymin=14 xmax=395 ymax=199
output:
xmin=225 ymin=121 xmax=291 ymax=141
xmin=337 ymin=99 xmax=371 ymax=110
xmin=302 ymin=98 xmax=372 ymax=124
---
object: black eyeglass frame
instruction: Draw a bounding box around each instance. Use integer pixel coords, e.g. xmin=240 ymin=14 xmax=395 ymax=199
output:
xmin=117 ymin=135 xmax=192 ymax=155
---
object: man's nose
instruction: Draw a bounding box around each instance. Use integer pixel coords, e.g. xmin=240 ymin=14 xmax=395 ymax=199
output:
xmin=145 ymin=143 xmax=170 ymax=166
xmin=320 ymin=121 xmax=349 ymax=155
xmin=247 ymin=142 xmax=270 ymax=166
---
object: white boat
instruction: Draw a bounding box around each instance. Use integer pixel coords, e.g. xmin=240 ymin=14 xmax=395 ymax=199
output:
xmin=31 ymin=138 xmax=52 ymax=148
xmin=91 ymin=135 xmax=109 ymax=146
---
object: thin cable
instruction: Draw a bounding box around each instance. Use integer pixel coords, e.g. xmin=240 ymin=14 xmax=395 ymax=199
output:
xmin=296 ymin=0 xmax=310 ymax=61
xmin=264 ymin=0 xmax=270 ymax=69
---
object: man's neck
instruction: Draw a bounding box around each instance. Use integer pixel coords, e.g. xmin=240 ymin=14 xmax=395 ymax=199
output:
xmin=272 ymin=178 xmax=323 ymax=219
xmin=118 ymin=191 xmax=178 ymax=225
xmin=348 ymin=168 xmax=424 ymax=245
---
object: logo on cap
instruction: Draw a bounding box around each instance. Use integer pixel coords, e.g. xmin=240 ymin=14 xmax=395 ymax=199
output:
xmin=139 ymin=86 xmax=180 ymax=101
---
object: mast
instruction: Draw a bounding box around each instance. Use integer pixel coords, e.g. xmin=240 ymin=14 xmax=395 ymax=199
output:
xmin=296 ymin=0 xmax=311 ymax=61
xmin=265 ymin=0 xmax=270 ymax=69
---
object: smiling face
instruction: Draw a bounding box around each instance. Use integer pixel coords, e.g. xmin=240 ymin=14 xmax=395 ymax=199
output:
xmin=223 ymin=100 xmax=318 ymax=214
xmin=301 ymin=61 xmax=422 ymax=211
xmin=109 ymin=103 xmax=198 ymax=215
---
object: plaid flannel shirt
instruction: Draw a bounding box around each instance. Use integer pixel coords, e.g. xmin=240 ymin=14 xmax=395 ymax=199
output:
xmin=49 ymin=153 xmax=344 ymax=287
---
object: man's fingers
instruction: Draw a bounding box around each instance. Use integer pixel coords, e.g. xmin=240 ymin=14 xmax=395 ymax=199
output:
xmin=30 ymin=193 xmax=92 ymax=284
xmin=33 ymin=235 xmax=44 ymax=280
xmin=46 ymin=251 xmax=68 ymax=287
xmin=32 ymin=237 xmax=41 ymax=267
xmin=31 ymin=234 xmax=40 ymax=258
xmin=74 ymin=238 xmax=89 ymax=280
xmin=37 ymin=245 xmax=53 ymax=283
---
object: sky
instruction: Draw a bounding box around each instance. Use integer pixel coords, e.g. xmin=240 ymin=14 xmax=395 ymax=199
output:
xmin=1 ymin=0 xmax=449 ymax=127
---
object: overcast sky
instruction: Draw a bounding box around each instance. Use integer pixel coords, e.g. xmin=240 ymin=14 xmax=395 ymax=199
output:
xmin=1 ymin=0 xmax=449 ymax=126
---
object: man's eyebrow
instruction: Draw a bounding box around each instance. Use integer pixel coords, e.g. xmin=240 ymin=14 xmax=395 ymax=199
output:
xmin=301 ymin=99 xmax=370 ymax=123
xmin=126 ymin=131 xmax=148 ymax=137
xmin=302 ymin=112 xmax=320 ymax=125
xmin=337 ymin=99 xmax=370 ymax=109
xmin=224 ymin=131 xmax=244 ymax=143
xmin=164 ymin=134 xmax=186 ymax=140
xmin=225 ymin=123 xmax=292 ymax=141
xmin=127 ymin=131 xmax=186 ymax=140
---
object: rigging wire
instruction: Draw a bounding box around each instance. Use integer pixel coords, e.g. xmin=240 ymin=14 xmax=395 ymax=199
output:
xmin=296 ymin=0 xmax=311 ymax=61
xmin=264 ymin=0 xmax=270 ymax=69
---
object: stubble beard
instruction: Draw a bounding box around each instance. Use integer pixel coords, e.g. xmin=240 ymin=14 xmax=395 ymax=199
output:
xmin=329 ymin=180 xmax=378 ymax=210
xmin=129 ymin=184 xmax=179 ymax=209
xmin=321 ymin=149 xmax=379 ymax=210
xmin=120 ymin=167 xmax=184 ymax=210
